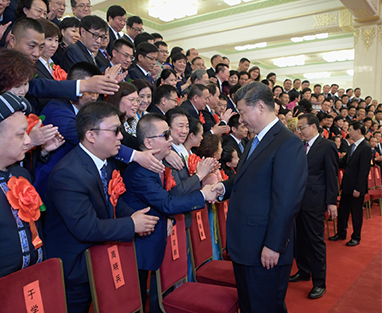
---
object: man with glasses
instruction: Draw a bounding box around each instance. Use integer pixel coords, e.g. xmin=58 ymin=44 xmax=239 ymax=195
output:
xmin=123 ymin=15 xmax=143 ymax=46
xmin=290 ymin=114 xmax=338 ymax=299
xmin=71 ymin=0 xmax=91 ymax=20
xmin=127 ymin=41 xmax=158 ymax=84
xmin=106 ymin=5 xmax=125 ymax=55
xmin=105 ymin=38 xmax=134 ymax=80
xmin=61 ymin=15 xmax=108 ymax=71
xmin=123 ymin=113 xmax=218 ymax=312
xmin=149 ymin=84 xmax=178 ymax=115
xmin=44 ymin=101 xmax=159 ymax=313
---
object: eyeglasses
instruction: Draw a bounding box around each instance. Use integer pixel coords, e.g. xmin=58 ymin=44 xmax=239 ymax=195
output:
xmin=115 ymin=49 xmax=135 ymax=61
xmin=158 ymin=49 xmax=169 ymax=54
xmin=75 ymin=3 xmax=92 ymax=8
xmin=147 ymin=129 xmax=171 ymax=141
xmin=166 ymin=97 xmax=177 ymax=104
xmin=126 ymin=97 xmax=142 ymax=104
xmin=144 ymin=55 xmax=158 ymax=62
xmin=31 ymin=7 xmax=47 ymax=16
xmin=91 ymin=125 xmax=123 ymax=136
xmin=131 ymin=26 xmax=143 ymax=33
xmin=296 ymin=124 xmax=311 ymax=132
xmin=85 ymin=28 xmax=107 ymax=41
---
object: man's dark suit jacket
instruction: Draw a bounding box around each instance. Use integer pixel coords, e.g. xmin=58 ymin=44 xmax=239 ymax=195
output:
xmin=44 ymin=145 xmax=136 ymax=287
xmin=339 ymin=139 xmax=350 ymax=153
xmin=180 ymin=99 xmax=199 ymax=119
xmin=36 ymin=60 xmax=53 ymax=79
xmin=52 ymin=42 xmax=66 ymax=65
xmin=61 ymin=40 xmax=96 ymax=72
xmin=223 ymin=134 xmax=245 ymax=159
xmin=148 ymin=105 xmax=165 ymax=115
xmin=29 ymin=60 xmax=55 ymax=111
xmin=185 ymin=62 xmax=192 ymax=77
xmin=227 ymin=97 xmax=239 ymax=114
xmin=126 ymin=64 xmax=151 ymax=83
xmin=340 ymin=139 xmax=371 ymax=196
xmin=95 ymin=50 xmax=111 ymax=69
xmin=223 ymin=120 xmax=307 ymax=267
xmin=123 ymin=161 xmax=205 ymax=271
xmin=207 ymin=67 xmax=216 ymax=78
xmin=202 ymin=106 xmax=225 ymax=134
xmin=301 ymin=136 xmax=338 ymax=211
xmin=107 ymin=26 xmax=118 ymax=55
xmin=122 ymin=34 xmax=134 ymax=47
xmin=330 ymin=125 xmax=342 ymax=136
xmin=50 ymin=17 xmax=61 ymax=27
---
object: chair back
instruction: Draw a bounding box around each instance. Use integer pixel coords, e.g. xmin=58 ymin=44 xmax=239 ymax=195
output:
xmin=368 ymin=167 xmax=375 ymax=189
xmin=0 ymin=258 xmax=67 ymax=313
xmin=85 ymin=242 xmax=142 ymax=313
xmin=216 ymin=201 xmax=228 ymax=250
xmin=189 ymin=206 xmax=213 ymax=269
xmin=157 ymin=214 xmax=187 ymax=294
xmin=373 ymin=166 xmax=382 ymax=187
xmin=338 ymin=169 xmax=344 ymax=191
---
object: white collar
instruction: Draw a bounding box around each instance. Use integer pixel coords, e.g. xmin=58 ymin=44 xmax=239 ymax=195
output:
xmin=229 ymin=133 xmax=241 ymax=145
xmin=79 ymin=142 xmax=107 ymax=177
xmin=39 ymin=57 xmax=54 ymax=76
xmin=306 ymin=133 xmax=320 ymax=154
xmin=257 ymin=117 xmax=279 ymax=142
xmin=109 ymin=25 xmax=120 ymax=39
xmin=136 ymin=64 xmax=149 ymax=76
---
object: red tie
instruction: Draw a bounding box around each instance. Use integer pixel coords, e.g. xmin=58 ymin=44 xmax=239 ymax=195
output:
xmin=104 ymin=51 xmax=111 ymax=62
xmin=304 ymin=142 xmax=309 ymax=152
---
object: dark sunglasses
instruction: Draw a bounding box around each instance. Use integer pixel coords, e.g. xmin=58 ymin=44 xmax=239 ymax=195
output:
xmin=91 ymin=125 xmax=123 ymax=136
xmin=147 ymin=129 xmax=171 ymax=141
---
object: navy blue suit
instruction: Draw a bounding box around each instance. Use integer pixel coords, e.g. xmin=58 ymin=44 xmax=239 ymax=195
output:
xmin=44 ymin=145 xmax=136 ymax=312
xmin=61 ymin=40 xmax=96 ymax=72
xmin=227 ymin=97 xmax=239 ymax=114
xmin=126 ymin=64 xmax=151 ymax=84
xmin=223 ymin=134 xmax=245 ymax=159
xmin=179 ymin=99 xmax=199 ymax=119
xmin=223 ymin=120 xmax=307 ymax=312
xmin=106 ymin=26 xmax=118 ymax=55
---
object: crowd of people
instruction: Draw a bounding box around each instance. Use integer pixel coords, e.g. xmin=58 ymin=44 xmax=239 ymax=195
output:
xmin=0 ymin=0 xmax=378 ymax=312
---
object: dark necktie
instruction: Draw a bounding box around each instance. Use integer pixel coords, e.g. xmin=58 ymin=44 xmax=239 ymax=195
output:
xmin=246 ymin=137 xmax=259 ymax=160
xmin=117 ymin=32 xmax=121 ymax=39
xmin=146 ymin=73 xmax=154 ymax=84
xmin=100 ymin=164 xmax=109 ymax=202
xmin=305 ymin=142 xmax=309 ymax=153
xmin=103 ymin=51 xmax=111 ymax=62
xmin=350 ymin=144 xmax=356 ymax=156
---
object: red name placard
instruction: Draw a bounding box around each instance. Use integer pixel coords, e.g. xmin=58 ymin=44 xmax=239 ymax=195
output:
xmin=107 ymin=245 xmax=125 ymax=289
xmin=171 ymin=225 xmax=179 ymax=260
xmin=24 ymin=280 xmax=45 ymax=313
xmin=196 ymin=211 xmax=206 ymax=241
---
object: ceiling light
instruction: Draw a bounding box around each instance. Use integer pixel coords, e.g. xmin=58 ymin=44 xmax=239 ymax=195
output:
xmin=255 ymin=42 xmax=267 ymax=48
xmin=315 ymin=33 xmax=328 ymax=39
xmin=303 ymin=72 xmax=330 ymax=79
xmin=291 ymin=37 xmax=303 ymax=43
xmin=303 ymin=35 xmax=316 ymax=41
xmin=347 ymin=69 xmax=354 ymax=76
xmin=322 ymin=49 xmax=354 ymax=62
xmin=224 ymin=0 xmax=241 ymax=5
xmin=148 ymin=0 xmax=197 ymax=22
xmin=273 ymin=55 xmax=305 ymax=67
xmin=244 ymin=44 xmax=257 ymax=49
xmin=234 ymin=46 xmax=246 ymax=51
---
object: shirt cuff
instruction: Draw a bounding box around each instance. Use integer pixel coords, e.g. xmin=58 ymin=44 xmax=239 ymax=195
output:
xmin=129 ymin=150 xmax=136 ymax=163
xmin=200 ymin=190 xmax=205 ymax=201
xmin=76 ymin=80 xmax=82 ymax=97
xmin=217 ymin=183 xmax=226 ymax=201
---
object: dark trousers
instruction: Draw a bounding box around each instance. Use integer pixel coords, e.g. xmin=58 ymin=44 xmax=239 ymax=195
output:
xmin=138 ymin=269 xmax=161 ymax=313
xmin=337 ymin=193 xmax=364 ymax=241
xmin=295 ymin=209 xmax=326 ymax=288
xmin=233 ymin=262 xmax=291 ymax=313
xmin=65 ymin=282 xmax=92 ymax=313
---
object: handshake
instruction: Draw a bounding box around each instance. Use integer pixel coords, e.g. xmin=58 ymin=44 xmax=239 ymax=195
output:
xmin=201 ymin=182 xmax=226 ymax=202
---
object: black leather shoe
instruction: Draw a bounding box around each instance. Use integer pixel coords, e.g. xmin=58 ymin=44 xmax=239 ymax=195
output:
xmin=308 ymin=287 xmax=326 ymax=299
xmin=346 ymin=239 xmax=360 ymax=246
xmin=289 ymin=273 xmax=310 ymax=283
xmin=329 ymin=233 xmax=346 ymax=241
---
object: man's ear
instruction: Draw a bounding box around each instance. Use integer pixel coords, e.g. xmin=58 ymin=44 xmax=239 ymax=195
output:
xmin=85 ymin=130 xmax=97 ymax=144
xmin=144 ymin=138 xmax=153 ymax=150
xmin=8 ymin=33 xmax=16 ymax=49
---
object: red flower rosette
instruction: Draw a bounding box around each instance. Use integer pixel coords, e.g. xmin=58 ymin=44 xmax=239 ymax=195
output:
xmin=188 ymin=154 xmax=201 ymax=176
xmin=108 ymin=170 xmax=126 ymax=218
xmin=6 ymin=176 xmax=43 ymax=249
xmin=199 ymin=112 xmax=205 ymax=124
xmin=52 ymin=64 xmax=67 ymax=81
xmin=220 ymin=169 xmax=229 ymax=181
xmin=26 ymin=114 xmax=41 ymax=135
xmin=213 ymin=113 xmax=220 ymax=124
xmin=165 ymin=167 xmax=176 ymax=191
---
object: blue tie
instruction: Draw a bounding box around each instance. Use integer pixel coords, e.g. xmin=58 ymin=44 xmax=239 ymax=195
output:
xmin=100 ymin=164 xmax=109 ymax=202
xmin=117 ymin=32 xmax=121 ymax=39
xmin=146 ymin=73 xmax=153 ymax=84
xmin=246 ymin=136 xmax=259 ymax=160
xmin=239 ymin=142 xmax=244 ymax=153
xmin=350 ymin=144 xmax=356 ymax=156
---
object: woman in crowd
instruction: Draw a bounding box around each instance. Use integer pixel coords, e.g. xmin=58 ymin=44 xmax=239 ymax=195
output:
xmin=183 ymin=118 xmax=204 ymax=156
xmin=287 ymin=92 xmax=300 ymax=110
xmin=156 ymin=68 xmax=177 ymax=88
xmin=341 ymin=120 xmax=349 ymax=139
xmin=248 ymin=66 xmax=260 ymax=82
xmin=163 ymin=46 xmax=184 ymax=69
xmin=53 ymin=17 xmax=80 ymax=65
xmin=107 ymin=82 xmax=140 ymax=150
xmin=333 ymin=99 xmax=343 ymax=116
xmin=222 ymin=70 xmax=239 ymax=95
xmin=220 ymin=146 xmax=239 ymax=180
xmin=132 ymin=79 xmax=152 ymax=119
xmin=16 ymin=0 xmax=48 ymax=19
xmin=301 ymin=87 xmax=312 ymax=101
xmin=272 ymin=85 xmax=283 ymax=99
xmin=172 ymin=52 xmax=190 ymax=94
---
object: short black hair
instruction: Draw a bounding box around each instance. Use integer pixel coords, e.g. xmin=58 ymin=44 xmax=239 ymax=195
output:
xmin=220 ymin=146 xmax=236 ymax=164
xmin=314 ymin=84 xmax=321 ymax=88
xmin=238 ymin=71 xmax=249 ymax=79
xmin=301 ymin=80 xmax=310 ymax=85
xmin=67 ymin=61 xmax=102 ymax=80
xmin=153 ymin=84 xmax=178 ymax=105
xmin=16 ymin=0 xmax=49 ymax=18
xmin=205 ymin=83 xmax=218 ymax=96
xmin=331 ymin=83 xmax=339 ymax=88
xmin=228 ymin=114 xmax=240 ymax=129
xmin=59 ymin=17 xmax=80 ymax=31
xmin=266 ymin=72 xmax=276 ymax=79
xmin=293 ymin=78 xmax=301 ymax=83
xmin=239 ymin=57 xmax=250 ymax=63
xmin=301 ymin=87 xmax=312 ymax=94
xmin=134 ymin=32 xmax=155 ymax=47
xmin=191 ymin=56 xmax=203 ymax=64
xmin=349 ymin=121 xmax=366 ymax=135
xmin=76 ymin=101 xmax=121 ymax=141
xmin=154 ymin=40 xmax=167 ymax=48
xmin=12 ymin=17 xmax=44 ymax=39
xmin=112 ymin=38 xmax=134 ymax=52
xmin=210 ymin=54 xmax=221 ymax=65
xmin=187 ymin=118 xmax=203 ymax=139
xmin=166 ymin=107 xmax=189 ymax=128
xmin=80 ymin=15 xmax=108 ymax=33
xmin=229 ymin=84 xmax=241 ymax=98
xmin=334 ymin=115 xmax=344 ymax=122
xmin=126 ymin=16 xmax=143 ymax=28
xmin=188 ymin=84 xmax=208 ymax=100
xmin=136 ymin=113 xmax=166 ymax=149
xmin=216 ymin=63 xmax=229 ymax=75
xmin=151 ymin=33 xmax=163 ymax=40
xmin=298 ymin=113 xmax=320 ymax=130
xmin=106 ymin=5 xmax=126 ymax=21
xmin=316 ymin=112 xmax=328 ymax=122
xmin=156 ymin=68 xmax=176 ymax=88
xmin=339 ymin=107 xmax=348 ymax=112
xmin=171 ymin=52 xmax=187 ymax=64
xmin=136 ymin=42 xmax=158 ymax=59
xmin=235 ymin=81 xmax=274 ymax=111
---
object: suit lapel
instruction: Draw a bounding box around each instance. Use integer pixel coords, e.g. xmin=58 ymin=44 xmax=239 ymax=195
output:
xmin=235 ymin=121 xmax=281 ymax=184
xmin=77 ymin=41 xmax=95 ymax=64
xmin=36 ymin=60 xmax=53 ymax=79
xmin=307 ymin=136 xmax=322 ymax=159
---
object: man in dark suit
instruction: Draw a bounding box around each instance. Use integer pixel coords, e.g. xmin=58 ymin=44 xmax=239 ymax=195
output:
xmin=96 ymin=32 xmax=112 ymax=69
xmin=123 ymin=113 xmax=217 ymax=311
xmin=339 ymin=135 xmax=352 ymax=153
xmin=289 ymin=114 xmax=338 ymax=299
xmin=215 ymin=63 xmax=229 ymax=93
xmin=47 ymin=0 xmax=66 ymax=26
xmin=122 ymin=15 xmax=143 ymax=47
xmin=206 ymin=54 xmax=223 ymax=81
xmin=185 ymin=48 xmax=198 ymax=77
xmin=149 ymin=84 xmax=178 ymax=115
xmin=330 ymin=121 xmax=371 ymax=246
xmin=105 ymin=38 xmax=134 ymax=79
xmin=126 ymin=42 xmax=158 ymax=84
xmin=331 ymin=116 xmax=344 ymax=136
xmin=44 ymin=101 xmax=159 ymax=313
xmin=61 ymin=15 xmax=108 ymax=71
xmin=106 ymin=5 xmax=125 ymax=55
xmin=180 ymin=84 xmax=209 ymax=120
xmin=212 ymin=82 xmax=307 ymax=313
xmin=223 ymin=114 xmax=248 ymax=159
